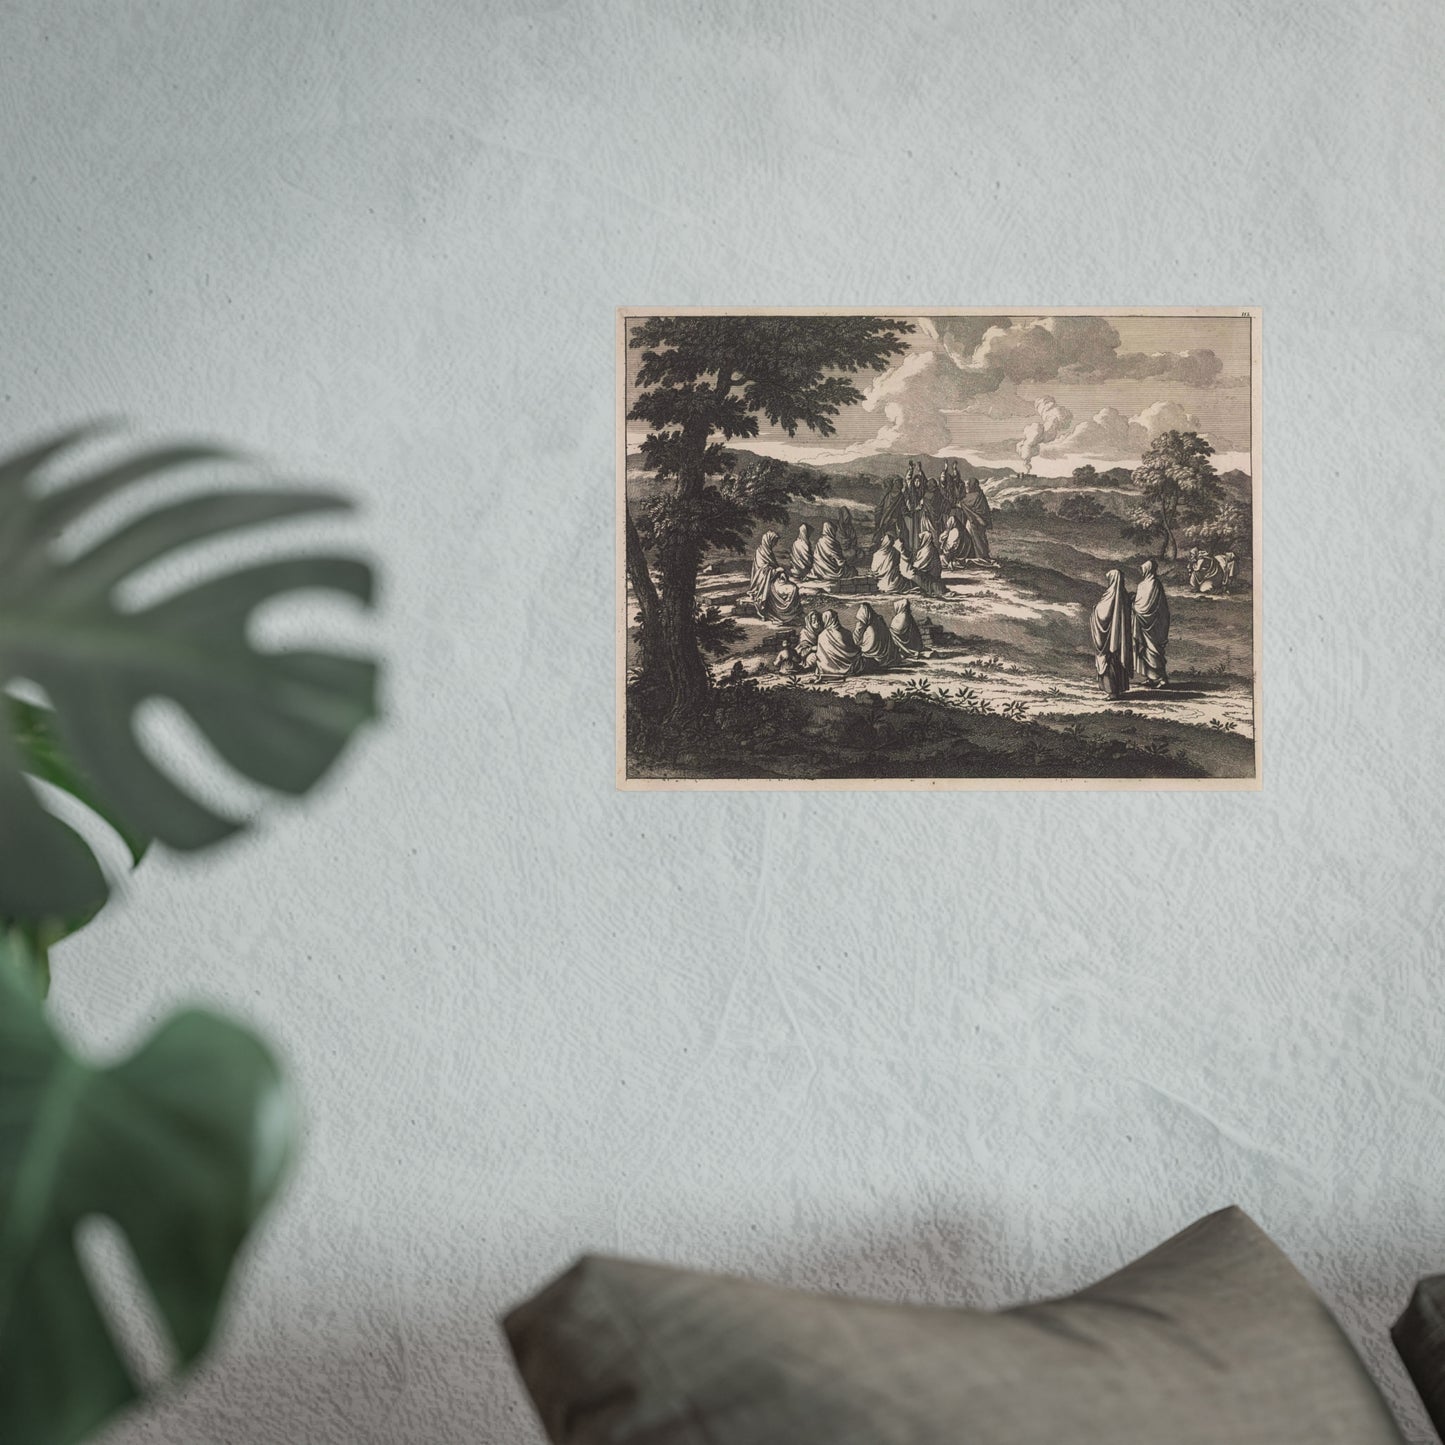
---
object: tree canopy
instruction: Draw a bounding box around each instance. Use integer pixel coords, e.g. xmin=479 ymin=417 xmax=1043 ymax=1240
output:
xmin=1130 ymin=430 xmax=1224 ymax=558
xmin=631 ymin=454 xmax=830 ymax=559
xmin=628 ymin=316 xmax=913 ymax=487
xmin=625 ymin=316 xmax=913 ymax=716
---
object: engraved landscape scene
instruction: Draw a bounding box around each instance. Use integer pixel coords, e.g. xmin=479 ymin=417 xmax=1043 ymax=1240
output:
xmin=621 ymin=310 xmax=1258 ymax=787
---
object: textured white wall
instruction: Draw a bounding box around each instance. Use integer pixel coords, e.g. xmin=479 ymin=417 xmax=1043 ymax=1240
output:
xmin=5 ymin=1 xmax=1443 ymax=1441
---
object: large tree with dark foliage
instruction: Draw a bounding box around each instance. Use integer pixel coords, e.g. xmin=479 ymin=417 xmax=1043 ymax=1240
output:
xmin=626 ymin=316 xmax=913 ymax=716
xmin=1122 ymin=429 xmax=1225 ymax=559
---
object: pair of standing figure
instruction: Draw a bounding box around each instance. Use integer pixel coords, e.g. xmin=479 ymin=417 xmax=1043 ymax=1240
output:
xmin=1091 ymin=561 xmax=1171 ymax=698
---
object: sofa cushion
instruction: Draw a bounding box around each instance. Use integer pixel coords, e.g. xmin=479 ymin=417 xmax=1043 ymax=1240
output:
xmin=1394 ymin=1274 xmax=1445 ymax=1440
xmin=504 ymin=1206 xmax=1404 ymax=1445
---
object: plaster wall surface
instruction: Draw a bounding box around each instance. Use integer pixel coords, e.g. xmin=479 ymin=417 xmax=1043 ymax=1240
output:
xmin=2 ymin=2 xmax=1441 ymax=1440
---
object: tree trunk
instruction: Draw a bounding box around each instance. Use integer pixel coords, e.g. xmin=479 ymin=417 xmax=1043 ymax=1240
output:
xmin=629 ymin=389 xmax=733 ymax=719
xmin=626 ymin=523 xmax=711 ymax=719
xmin=623 ymin=505 xmax=662 ymax=676
xmin=653 ymin=537 xmax=709 ymax=717
xmin=1159 ymin=506 xmax=1178 ymax=560
xmin=624 ymin=474 xmax=713 ymax=718
xmin=652 ymin=419 xmax=716 ymax=718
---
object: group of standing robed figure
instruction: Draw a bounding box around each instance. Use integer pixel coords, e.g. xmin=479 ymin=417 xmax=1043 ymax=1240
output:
xmin=1091 ymin=560 xmax=1171 ymax=699
xmin=878 ymin=459 xmax=994 ymax=564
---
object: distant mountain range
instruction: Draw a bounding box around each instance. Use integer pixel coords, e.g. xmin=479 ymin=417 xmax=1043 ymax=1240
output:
xmin=1217 ymin=469 xmax=1253 ymax=503
xmin=800 ymin=453 xmax=1022 ymax=482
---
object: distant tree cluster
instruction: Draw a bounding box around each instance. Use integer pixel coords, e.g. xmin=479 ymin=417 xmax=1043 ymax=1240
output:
xmin=1056 ymin=493 xmax=1108 ymax=524
xmin=1072 ymin=463 xmax=1130 ymax=488
xmin=998 ymin=493 xmax=1050 ymax=520
xmin=999 ymin=492 xmax=1112 ymax=524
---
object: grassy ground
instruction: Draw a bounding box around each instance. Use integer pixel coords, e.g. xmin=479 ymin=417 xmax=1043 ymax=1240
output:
xmin=626 ymin=680 xmax=1254 ymax=782
xmin=626 ymin=505 xmax=1257 ymax=783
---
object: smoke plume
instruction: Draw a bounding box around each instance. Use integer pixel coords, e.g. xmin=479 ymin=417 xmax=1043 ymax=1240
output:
xmin=1015 ymin=395 xmax=1074 ymax=473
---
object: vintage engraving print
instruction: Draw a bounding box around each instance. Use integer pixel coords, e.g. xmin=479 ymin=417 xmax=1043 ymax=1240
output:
xmin=619 ymin=308 xmax=1260 ymax=791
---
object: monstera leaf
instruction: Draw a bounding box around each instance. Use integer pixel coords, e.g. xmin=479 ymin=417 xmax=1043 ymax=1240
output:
xmin=5 ymin=698 xmax=152 ymax=994
xmin=0 ymin=935 xmax=294 ymax=1445
xmin=0 ymin=425 xmax=377 ymax=925
xmin=9 ymin=696 xmax=150 ymax=870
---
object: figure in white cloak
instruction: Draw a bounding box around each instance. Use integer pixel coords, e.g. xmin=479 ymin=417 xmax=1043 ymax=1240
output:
xmin=1132 ymin=559 xmax=1171 ymax=687
xmin=749 ymin=531 xmax=803 ymax=626
xmin=1090 ymin=569 xmax=1135 ymax=700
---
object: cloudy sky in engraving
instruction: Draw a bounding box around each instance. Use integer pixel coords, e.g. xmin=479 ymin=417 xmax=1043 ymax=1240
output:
xmin=626 ymin=313 xmax=1253 ymax=475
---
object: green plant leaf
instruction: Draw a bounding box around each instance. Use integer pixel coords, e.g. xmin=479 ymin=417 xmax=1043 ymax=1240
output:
xmin=0 ymin=426 xmax=378 ymax=923
xmin=0 ymin=923 xmax=50 ymax=1000
xmin=0 ymin=939 xmax=294 ymax=1445
xmin=9 ymin=698 xmax=150 ymax=869
xmin=5 ymin=698 xmax=149 ymax=965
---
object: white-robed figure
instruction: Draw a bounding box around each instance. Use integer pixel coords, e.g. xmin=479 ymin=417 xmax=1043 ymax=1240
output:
xmin=1188 ymin=548 xmax=1237 ymax=595
xmin=749 ymin=530 xmax=803 ymax=626
xmin=870 ymin=532 xmax=915 ymax=595
xmin=812 ymin=608 xmax=862 ymax=679
xmin=790 ymin=523 xmax=814 ymax=579
xmin=853 ymin=602 xmax=905 ymax=670
xmin=810 ymin=521 xmax=853 ymax=583
xmin=890 ymin=599 xmax=931 ymax=658
xmin=910 ymin=516 xmax=949 ymax=597
xmin=1132 ymin=558 xmax=1171 ymax=687
xmin=940 ymin=511 xmax=967 ymax=566
xmin=1090 ymin=569 xmax=1135 ymax=699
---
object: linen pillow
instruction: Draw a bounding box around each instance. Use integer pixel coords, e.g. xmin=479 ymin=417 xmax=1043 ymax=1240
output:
xmin=504 ymin=1206 xmax=1405 ymax=1445
xmin=1394 ymin=1274 xmax=1445 ymax=1441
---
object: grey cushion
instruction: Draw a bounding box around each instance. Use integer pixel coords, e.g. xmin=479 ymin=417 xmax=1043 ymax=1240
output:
xmin=1394 ymin=1275 xmax=1445 ymax=1441
xmin=504 ymin=1206 xmax=1404 ymax=1444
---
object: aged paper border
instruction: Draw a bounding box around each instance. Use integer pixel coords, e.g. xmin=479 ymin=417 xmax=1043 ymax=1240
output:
xmin=616 ymin=306 xmax=1262 ymax=793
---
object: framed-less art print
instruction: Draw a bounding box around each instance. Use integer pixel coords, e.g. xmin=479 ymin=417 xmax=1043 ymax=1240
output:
xmin=619 ymin=307 xmax=1260 ymax=791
